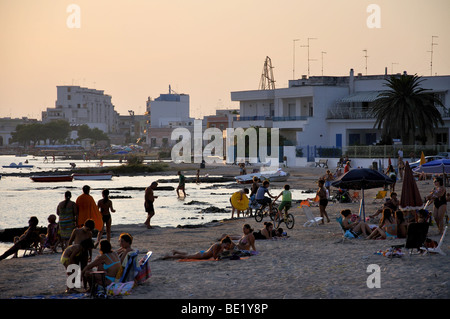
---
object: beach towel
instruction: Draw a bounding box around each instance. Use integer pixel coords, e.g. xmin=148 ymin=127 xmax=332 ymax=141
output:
xmin=76 ymin=194 xmax=103 ymax=231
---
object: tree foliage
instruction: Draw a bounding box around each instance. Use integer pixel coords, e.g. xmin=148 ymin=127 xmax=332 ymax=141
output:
xmin=371 ymin=74 xmax=445 ymax=145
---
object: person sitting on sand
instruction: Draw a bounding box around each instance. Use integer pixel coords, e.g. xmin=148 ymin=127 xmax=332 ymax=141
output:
xmin=369 ymin=192 xmax=399 ymax=220
xmin=395 ymin=210 xmax=407 ymax=239
xmin=221 ymin=224 xmax=257 ymax=252
xmin=340 ymin=209 xmax=372 ymax=237
xmin=61 ymin=238 xmax=94 ymax=292
xmin=162 ymin=236 xmax=233 ymax=260
xmin=0 ymin=216 xmax=40 ymax=261
xmin=366 ymin=208 xmax=397 ymax=240
xmin=40 ymin=214 xmax=59 ymax=253
xmin=253 ymin=222 xmax=274 ymax=240
xmin=82 ymin=239 xmax=121 ymax=290
xmin=68 ymin=219 xmax=95 ymax=268
xmin=115 ymin=232 xmax=134 ymax=264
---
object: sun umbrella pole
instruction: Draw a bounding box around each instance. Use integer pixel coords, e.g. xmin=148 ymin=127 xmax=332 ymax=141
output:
xmin=359 ymin=188 xmax=365 ymax=220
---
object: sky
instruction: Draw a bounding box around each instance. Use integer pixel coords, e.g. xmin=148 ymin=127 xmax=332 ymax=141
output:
xmin=1 ymin=0 xmax=449 ymax=120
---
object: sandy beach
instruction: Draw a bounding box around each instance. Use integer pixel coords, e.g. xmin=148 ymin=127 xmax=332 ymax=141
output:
xmin=0 ymin=163 xmax=449 ymax=303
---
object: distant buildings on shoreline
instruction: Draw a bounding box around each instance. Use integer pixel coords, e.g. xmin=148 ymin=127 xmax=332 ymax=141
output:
xmin=1 ymin=69 xmax=449 ymax=154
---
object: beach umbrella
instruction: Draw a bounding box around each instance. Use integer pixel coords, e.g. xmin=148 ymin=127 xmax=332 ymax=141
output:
xmin=331 ymin=168 xmax=394 ymax=220
xmin=115 ymin=150 xmax=129 ymax=155
xmin=413 ymin=159 xmax=450 ymax=186
xmin=400 ymin=161 xmax=423 ymax=211
xmin=413 ymin=158 xmax=450 ymax=175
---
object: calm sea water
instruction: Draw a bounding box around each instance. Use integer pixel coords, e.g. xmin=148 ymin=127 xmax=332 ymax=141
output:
xmin=0 ymin=155 xmax=309 ymax=248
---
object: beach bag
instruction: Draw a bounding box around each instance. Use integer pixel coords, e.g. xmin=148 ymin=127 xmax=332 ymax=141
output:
xmin=107 ymin=281 xmax=135 ymax=296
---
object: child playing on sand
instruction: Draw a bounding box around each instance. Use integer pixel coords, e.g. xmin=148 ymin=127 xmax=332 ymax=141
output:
xmin=162 ymin=236 xmax=233 ymax=260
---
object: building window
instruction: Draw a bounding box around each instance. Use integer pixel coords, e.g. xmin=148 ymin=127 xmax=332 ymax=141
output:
xmin=308 ymin=102 xmax=313 ymax=117
xmin=68 ymin=95 xmax=71 ymax=100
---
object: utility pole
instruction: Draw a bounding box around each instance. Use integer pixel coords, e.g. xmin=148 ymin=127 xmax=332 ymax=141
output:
xmin=429 ymin=35 xmax=438 ymax=76
xmin=363 ymin=49 xmax=369 ymax=75
xmin=301 ymin=38 xmax=317 ymax=77
xmin=321 ymin=51 xmax=327 ymax=76
xmin=292 ymin=39 xmax=300 ymax=80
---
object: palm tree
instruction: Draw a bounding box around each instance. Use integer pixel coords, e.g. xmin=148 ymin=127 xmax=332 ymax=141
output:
xmin=371 ymin=74 xmax=445 ymax=145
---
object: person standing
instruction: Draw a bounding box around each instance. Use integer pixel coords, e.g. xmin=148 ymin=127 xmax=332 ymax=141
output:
xmin=95 ymin=189 xmax=116 ymax=246
xmin=426 ymin=177 xmax=447 ymax=235
xmin=176 ymin=171 xmax=186 ymax=198
xmin=144 ymin=182 xmax=158 ymax=229
xmin=57 ymin=191 xmax=78 ymax=251
xmin=76 ymin=185 xmax=103 ymax=231
xmin=317 ymin=179 xmax=330 ymax=224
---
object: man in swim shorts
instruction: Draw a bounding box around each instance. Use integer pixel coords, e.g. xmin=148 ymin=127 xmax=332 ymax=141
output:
xmin=144 ymin=182 xmax=158 ymax=229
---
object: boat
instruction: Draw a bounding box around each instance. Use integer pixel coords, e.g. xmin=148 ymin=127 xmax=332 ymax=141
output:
xmin=30 ymin=175 xmax=73 ymax=182
xmin=72 ymin=173 xmax=113 ymax=180
xmin=2 ymin=162 xmax=34 ymax=169
xmin=235 ymin=168 xmax=290 ymax=184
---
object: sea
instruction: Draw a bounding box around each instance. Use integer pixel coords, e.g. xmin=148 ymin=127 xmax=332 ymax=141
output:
xmin=0 ymin=154 xmax=310 ymax=252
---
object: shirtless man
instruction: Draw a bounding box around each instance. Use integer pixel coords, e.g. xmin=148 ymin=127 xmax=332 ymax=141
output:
xmin=144 ymin=182 xmax=158 ymax=229
xmin=68 ymin=219 xmax=95 ymax=268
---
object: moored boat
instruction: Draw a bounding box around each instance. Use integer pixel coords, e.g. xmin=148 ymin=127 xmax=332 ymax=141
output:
xmin=2 ymin=162 xmax=34 ymax=169
xmin=72 ymin=173 xmax=113 ymax=180
xmin=235 ymin=168 xmax=290 ymax=184
xmin=30 ymin=175 xmax=73 ymax=182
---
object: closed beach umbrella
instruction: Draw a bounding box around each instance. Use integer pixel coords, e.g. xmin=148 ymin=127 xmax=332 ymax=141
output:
xmin=400 ymin=161 xmax=423 ymax=211
xmin=331 ymin=168 xmax=394 ymax=219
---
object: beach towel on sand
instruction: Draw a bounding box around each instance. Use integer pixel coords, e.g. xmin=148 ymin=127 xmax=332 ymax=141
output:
xmin=76 ymin=194 xmax=103 ymax=231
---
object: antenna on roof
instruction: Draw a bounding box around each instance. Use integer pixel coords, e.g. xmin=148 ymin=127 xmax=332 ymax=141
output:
xmin=259 ymin=56 xmax=276 ymax=90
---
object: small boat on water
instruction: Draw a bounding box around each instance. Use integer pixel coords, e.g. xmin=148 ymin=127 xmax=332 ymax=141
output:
xmin=72 ymin=173 xmax=113 ymax=181
xmin=30 ymin=175 xmax=74 ymax=182
xmin=2 ymin=162 xmax=34 ymax=169
xmin=235 ymin=168 xmax=290 ymax=184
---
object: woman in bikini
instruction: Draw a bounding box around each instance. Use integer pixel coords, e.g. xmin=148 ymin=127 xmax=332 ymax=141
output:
xmin=366 ymin=208 xmax=397 ymax=240
xmin=82 ymin=239 xmax=121 ymax=289
xmin=426 ymin=177 xmax=447 ymax=235
xmin=162 ymin=236 xmax=233 ymax=260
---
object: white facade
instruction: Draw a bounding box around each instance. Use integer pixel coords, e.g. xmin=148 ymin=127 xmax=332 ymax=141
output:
xmin=42 ymin=86 xmax=119 ymax=133
xmin=231 ymin=69 xmax=450 ymax=150
xmin=147 ymin=88 xmax=194 ymax=128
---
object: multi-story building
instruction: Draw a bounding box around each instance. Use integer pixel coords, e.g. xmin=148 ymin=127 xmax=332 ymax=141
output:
xmin=231 ymin=69 xmax=450 ymax=152
xmin=42 ymin=86 xmax=119 ymax=134
xmin=146 ymin=86 xmax=195 ymax=148
xmin=0 ymin=117 xmax=38 ymax=147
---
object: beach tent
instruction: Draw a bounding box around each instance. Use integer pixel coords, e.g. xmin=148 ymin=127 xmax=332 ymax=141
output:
xmin=331 ymin=168 xmax=394 ymax=220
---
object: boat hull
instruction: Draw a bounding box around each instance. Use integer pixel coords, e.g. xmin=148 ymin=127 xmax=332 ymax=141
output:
xmin=72 ymin=173 xmax=113 ymax=181
xmin=30 ymin=175 xmax=73 ymax=182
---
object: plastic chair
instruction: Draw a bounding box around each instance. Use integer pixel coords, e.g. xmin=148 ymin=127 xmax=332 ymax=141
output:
xmin=373 ymin=190 xmax=387 ymax=202
xmin=421 ymin=226 xmax=447 ymax=256
xmin=302 ymin=206 xmax=323 ymax=227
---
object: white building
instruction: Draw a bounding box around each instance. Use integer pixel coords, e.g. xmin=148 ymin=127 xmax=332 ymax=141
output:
xmin=42 ymin=86 xmax=119 ymax=133
xmin=146 ymin=86 xmax=195 ymax=148
xmin=231 ymin=69 xmax=450 ymax=153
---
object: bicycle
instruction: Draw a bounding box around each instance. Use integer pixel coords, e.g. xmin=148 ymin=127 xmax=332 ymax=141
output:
xmin=273 ymin=201 xmax=295 ymax=229
xmin=254 ymin=201 xmax=278 ymax=222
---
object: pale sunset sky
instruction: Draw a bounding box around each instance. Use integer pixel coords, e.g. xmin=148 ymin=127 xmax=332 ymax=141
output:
xmin=0 ymin=0 xmax=449 ymax=119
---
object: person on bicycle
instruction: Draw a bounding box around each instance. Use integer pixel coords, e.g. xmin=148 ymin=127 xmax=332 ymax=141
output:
xmin=255 ymin=180 xmax=276 ymax=212
xmin=274 ymin=184 xmax=292 ymax=221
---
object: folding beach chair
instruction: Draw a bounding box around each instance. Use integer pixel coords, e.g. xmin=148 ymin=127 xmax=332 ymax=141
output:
xmin=351 ymin=191 xmax=360 ymax=203
xmin=302 ymin=206 xmax=323 ymax=227
xmin=403 ymin=222 xmax=430 ymax=256
xmin=373 ymin=190 xmax=387 ymax=202
xmin=336 ymin=217 xmax=360 ymax=243
xmin=421 ymin=226 xmax=447 ymax=256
